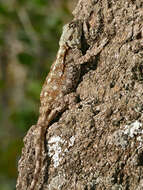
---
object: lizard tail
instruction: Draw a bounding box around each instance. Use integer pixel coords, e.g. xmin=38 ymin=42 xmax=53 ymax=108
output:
xmin=29 ymin=125 xmax=43 ymax=190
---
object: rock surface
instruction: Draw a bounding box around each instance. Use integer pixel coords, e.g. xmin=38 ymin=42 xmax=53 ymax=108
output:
xmin=17 ymin=0 xmax=143 ymax=189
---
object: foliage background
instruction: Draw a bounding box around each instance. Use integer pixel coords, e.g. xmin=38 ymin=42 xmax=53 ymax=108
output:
xmin=0 ymin=0 xmax=77 ymax=189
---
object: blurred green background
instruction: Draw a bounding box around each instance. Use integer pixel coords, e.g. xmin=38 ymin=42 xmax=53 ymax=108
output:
xmin=0 ymin=0 xmax=77 ymax=189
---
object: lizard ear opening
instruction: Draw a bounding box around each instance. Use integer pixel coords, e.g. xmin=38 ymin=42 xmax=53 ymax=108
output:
xmin=81 ymin=22 xmax=90 ymax=55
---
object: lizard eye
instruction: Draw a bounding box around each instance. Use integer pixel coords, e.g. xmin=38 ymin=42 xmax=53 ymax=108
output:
xmin=69 ymin=22 xmax=76 ymax=28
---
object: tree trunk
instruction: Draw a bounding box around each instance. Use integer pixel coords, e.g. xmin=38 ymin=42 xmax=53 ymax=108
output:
xmin=16 ymin=0 xmax=143 ymax=189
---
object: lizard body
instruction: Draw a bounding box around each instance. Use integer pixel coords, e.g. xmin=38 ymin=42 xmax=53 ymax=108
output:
xmin=29 ymin=20 xmax=82 ymax=190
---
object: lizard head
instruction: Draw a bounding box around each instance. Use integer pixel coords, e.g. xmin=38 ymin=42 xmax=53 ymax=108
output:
xmin=59 ymin=20 xmax=82 ymax=49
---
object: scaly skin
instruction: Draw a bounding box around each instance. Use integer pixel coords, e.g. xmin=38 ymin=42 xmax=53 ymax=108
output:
xmin=29 ymin=20 xmax=82 ymax=190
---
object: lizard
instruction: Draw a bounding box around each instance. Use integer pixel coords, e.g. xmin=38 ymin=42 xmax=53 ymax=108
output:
xmin=29 ymin=19 xmax=109 ymax=190
xmin=29 ymin=20 xmax=83 ymax=190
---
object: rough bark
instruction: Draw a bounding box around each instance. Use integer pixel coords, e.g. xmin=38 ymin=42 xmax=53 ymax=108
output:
xmin=17 ymin=0 xmax=143 ymax=189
